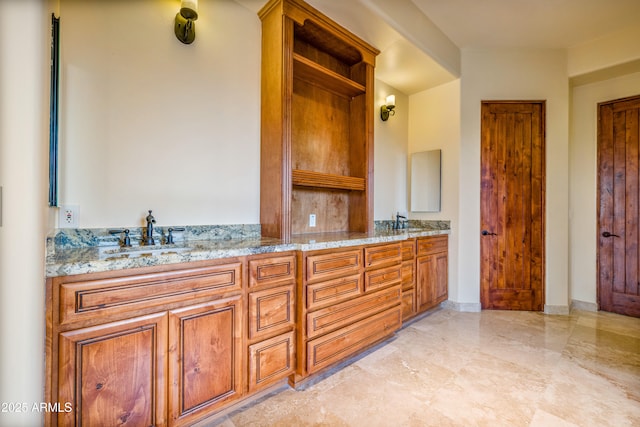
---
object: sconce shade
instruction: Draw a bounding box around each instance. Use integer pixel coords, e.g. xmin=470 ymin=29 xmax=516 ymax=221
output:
xmin=175 ymin=0 xmax=198 ymax=44
xmin=180 ymin=0 xmax=198 ymax=20
xmin=380 ymin=94 xmax=396 ymax=121
xmin=385 ymin=95 xmax=395 ymax=108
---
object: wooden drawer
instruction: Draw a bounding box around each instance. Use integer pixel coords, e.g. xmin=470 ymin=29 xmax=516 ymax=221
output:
xmin=306 ymin=306 xmax=402 ymax=374
xmin=401 ymin=288 xmax=416 ymax=321
xmin=364 ymin=243 xmax=402 ymax=269
xmin=401 ymin=260 xmax=415 ymax=289
xmin=364 ymin=265 xmax=402 ymax=293
xmin=306 ymin=286 xmax=401 ymax=339
xmin=248 ymin=254 xmax=295 ymax=288
xmin=416 ymin=235 xmax=448 ymax=256
xmin=58 ymin=262 xmax=243 ymax=327
xmin=248 ymin=284 xmax=295 ymax=339
xmin=401 ymin=239 xmax=415 ymax=261
xmin=306 ymin=273 xmax=362 ymax=311
xmin=306 ymin=248 xmax=362 ymax=283
xmin=248 ymin=331 xmax=295 ymax=393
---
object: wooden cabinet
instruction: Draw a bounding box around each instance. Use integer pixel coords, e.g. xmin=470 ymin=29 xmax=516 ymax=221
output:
xmin=46 ymin=259 xmax=245 ymax=427
xmin=294 ymin=243 xmax=402 ymax=384
xmin=259 ymin=0 xmax=379 ymax=240
xmin=168 ymin=296 xmax=242 ymax=426
xmin=246 ymin=253 xmax=296 ymax=393
xmin=57 ymin=313 xmax=168 ymax=427
xmin=416 ymin=236 xmax=449 ymax=313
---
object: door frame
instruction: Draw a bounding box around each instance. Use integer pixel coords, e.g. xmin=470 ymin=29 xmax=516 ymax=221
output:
xmin=480 ymin=100 xmax=546 ymax=310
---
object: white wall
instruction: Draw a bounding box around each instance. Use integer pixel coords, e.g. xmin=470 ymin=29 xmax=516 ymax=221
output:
xmin=459 ymin=48 xmax=570 ymax=310
xmin=568 ymin=25 xmax=640 ymax=77
xmin=0 ymin=0 xmax=49 ymax=425
xmin=374 ymin=81 xmax=409 ymax=220
xmin=58 ymin=0 xmax=261 ymax=228
xmin=569 ymin=72 xmax=640 ymax=305
xmin=408 ymin=80 xmax=460 ymax=301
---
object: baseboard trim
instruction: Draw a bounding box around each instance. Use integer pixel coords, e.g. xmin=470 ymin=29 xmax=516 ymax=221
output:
xmin=543 ymin=304 xmax=570 ymax=315
xmin=442 ymin=300 xmax=482 ymax=312
xmin=570 ymin=300 xmax=598 ymax=312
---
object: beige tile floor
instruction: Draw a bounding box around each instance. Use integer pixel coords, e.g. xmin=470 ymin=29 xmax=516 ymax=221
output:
xmin=207 ymin=308 xmax=640 ymax=427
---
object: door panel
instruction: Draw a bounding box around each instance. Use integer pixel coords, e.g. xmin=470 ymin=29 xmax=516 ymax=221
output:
xmin=598 ymin=95 xmax=640 ymax=317
xmin=168 ymin=296 xmax=243 ymax=426
xmin=481 ymin=101 xmax=545 ymax=310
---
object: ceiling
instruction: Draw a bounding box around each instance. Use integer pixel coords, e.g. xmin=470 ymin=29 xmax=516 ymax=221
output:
xmin=235 ymin=0 xmax=640 ymax=94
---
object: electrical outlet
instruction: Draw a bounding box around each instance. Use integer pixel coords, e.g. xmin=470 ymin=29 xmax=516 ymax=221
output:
xmin=309 ymin=213 xmax=316 ymax=227
xmin=59 ymin=205 xmax=79 ymax=228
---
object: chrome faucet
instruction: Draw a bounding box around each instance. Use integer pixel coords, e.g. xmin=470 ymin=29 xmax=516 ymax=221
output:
xmin=145 ymin=210 xmax=156 ymax=245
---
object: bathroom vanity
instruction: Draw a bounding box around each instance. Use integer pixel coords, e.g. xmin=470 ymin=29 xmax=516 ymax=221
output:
xmin=45 ymin=229 xmax=448 ymax=426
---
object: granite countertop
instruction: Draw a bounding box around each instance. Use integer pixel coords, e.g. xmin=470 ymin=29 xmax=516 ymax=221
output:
xmin=46 ymin=223 xmax=450 ymax=278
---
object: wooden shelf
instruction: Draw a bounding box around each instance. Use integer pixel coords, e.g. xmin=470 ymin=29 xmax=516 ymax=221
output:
xmin=292 ymin=169 xmax=365 ymax=191
xmin=293 ymin=53 xmax=365 ymax=98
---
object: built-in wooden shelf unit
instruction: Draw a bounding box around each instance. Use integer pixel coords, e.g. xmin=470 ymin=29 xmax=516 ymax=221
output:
xmin=259 ymin=0 xmax=379 ymax=240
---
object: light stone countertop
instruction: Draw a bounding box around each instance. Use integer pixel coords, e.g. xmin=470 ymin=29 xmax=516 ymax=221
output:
xmin=45 ymin=228 xmax=450 ymax=278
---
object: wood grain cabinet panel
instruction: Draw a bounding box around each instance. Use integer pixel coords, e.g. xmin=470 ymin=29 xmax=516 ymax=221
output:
xmin=305 ymin=248 xmax=362 ymax=283
xmin=306 ymin=273 xmax=362 ymax=310
xmin=401 ymin=239 xmax=415 ymax=261
xmin=416 ymin=236 xmax=448 ymax=313
xmin=248 ymin=285 xmax=295 ymax=339
xmin=417 ymin=235 xmax=448 ymax=256
xmin=249 ymin=255 xmax=296 ymax=288
xmin=306 ymin=286 xmax=401 ymax=339
xmin=58 ymin=262 xmax=242 ymax=327
xmin=401 ymin=289 xmax=416 ymax=320
xmin=248 ymin=331 xmax=295 ymax=393
xmin=364 ymin=243 xmax=402 ymax=268
xmin=245 ymin=253 xmax=297 ymax=394
xmin=306 ymin=306 xmax=402 ymax=374
xmin=401 ymin=260 xmax=415 ymax=289
xmin=364 ymin=265 xmax=402 ymax=293
xmin=168 ymin=296 xmax=242 ymax=426
xmin=57 ymin=312 xmax=168 ymax=427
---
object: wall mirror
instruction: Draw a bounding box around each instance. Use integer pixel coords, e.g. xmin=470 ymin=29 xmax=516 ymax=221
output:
xmin=410 ymin=149 xmax=441 ymax=212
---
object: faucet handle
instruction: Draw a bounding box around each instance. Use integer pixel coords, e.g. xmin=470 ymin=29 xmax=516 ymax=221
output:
xmin=166 ymin=227 xmax=185 ymax=245
xmin=108 ymin=229 xmax=132 ymax=247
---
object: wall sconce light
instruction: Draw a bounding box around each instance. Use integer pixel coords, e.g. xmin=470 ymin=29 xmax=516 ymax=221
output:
xmin=175 ymin=0 xmax=198 ymax=44
xmin=380 ymin=94 xmax=396 ymax=121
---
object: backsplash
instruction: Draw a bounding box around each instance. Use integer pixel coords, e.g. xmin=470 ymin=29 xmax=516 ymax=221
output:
xmin=48 ymin=224 xmax=262 ymax=251
xmin=48 ymin=220 xmax=450 ymax=252
xmin=374 ymin=219 xmax=451 ymax=232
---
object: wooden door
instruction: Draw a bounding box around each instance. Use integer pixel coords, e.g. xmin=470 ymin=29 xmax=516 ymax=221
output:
xmin=598 ymin=95 xmax=640 ymax=317
xmin=168 ymin=296 xmax=243 ymax=426
xmin=57 ymin=313 xmax=168 ymax=427
xmin=480 ymin=101 xmax=545 ymax=310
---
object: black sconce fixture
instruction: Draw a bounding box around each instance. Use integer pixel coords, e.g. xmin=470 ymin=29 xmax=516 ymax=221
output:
xmin=380 ymin=95 xmax=396 ymax=121
xmin=175 ymin=0 xmax=198 ymax=44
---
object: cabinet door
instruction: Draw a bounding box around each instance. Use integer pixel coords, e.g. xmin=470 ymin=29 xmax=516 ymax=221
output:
xmin=433 ymin=252 xmax=448 ymax=305
xmin=416 ymin=255 xmax=435 ymax=312
xmin=57 ymin=312 xmax=168 ymax=427
xmin=248 ymin=331 xmax=295 ymax=393
xmin=168 ymin=296 xmax=242 ymax=426
xmin=416 ymin=252 xmax=448 ymax=313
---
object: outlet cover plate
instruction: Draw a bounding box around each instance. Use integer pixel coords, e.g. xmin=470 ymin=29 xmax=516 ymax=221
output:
xmin=59 ymin=205 xmax=79 ymax=228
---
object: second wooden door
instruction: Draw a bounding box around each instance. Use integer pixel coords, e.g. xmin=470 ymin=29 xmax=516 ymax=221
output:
xmin=480 ymin=101 xmax=545 ymax=310
xmin=598 ymin=95 xmax=640 ymax=318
